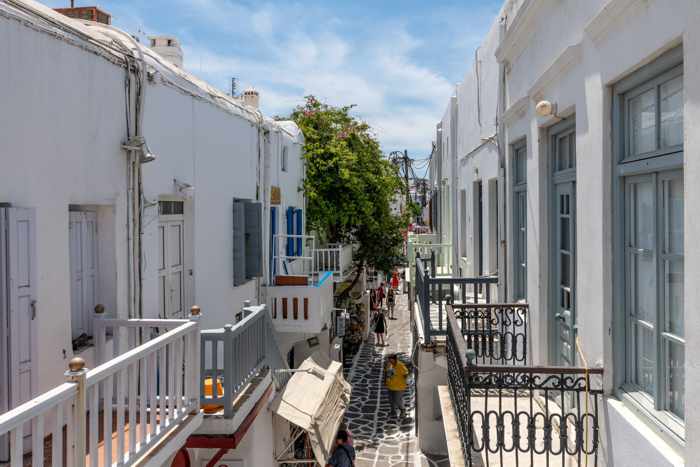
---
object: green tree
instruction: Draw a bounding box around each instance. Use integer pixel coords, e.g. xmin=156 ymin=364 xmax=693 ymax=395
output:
xmin=288 ymin=96 xmax=409 ymax=288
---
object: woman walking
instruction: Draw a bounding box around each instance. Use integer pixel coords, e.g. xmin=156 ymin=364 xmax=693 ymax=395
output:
xmin=372 ymin=308 xmax=387 ymax=346
xmin=387 ymin=287 xmax=396 ymax=320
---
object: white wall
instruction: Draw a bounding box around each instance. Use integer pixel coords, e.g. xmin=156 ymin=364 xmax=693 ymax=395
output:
xmin=0 ymin=15 xmax=129 ymax=394
xmin=140 ymin=83 xmax=261 ymax=329
xmin=498 ymin=0 xmax=699 ymax=464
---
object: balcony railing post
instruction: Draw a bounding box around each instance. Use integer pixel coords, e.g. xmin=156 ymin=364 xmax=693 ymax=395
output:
xmin=65 ymin=357 xmax=88 ymax=467
xmin=94 ymin=304 xmax=106 ymax=365
xmin=188 ymin=306 xmax=202 ymax=411
xmin=223 ymin=324 xmax=235 ymax=418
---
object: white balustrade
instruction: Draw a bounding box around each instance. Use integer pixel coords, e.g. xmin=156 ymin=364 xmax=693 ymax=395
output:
xmin=0 ymin=313 xmax=201 ymax=466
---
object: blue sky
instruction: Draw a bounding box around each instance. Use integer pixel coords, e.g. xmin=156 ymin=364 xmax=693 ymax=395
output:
xmin=46 ymin=0 xmax=501 ymax=157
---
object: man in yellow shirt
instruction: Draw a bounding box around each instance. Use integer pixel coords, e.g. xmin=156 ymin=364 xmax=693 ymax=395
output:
xmin=385 ymin=354 xmax=408 ymax=419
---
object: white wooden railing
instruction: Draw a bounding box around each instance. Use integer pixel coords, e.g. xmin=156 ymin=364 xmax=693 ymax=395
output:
xmin=0 ymin=316 xmax=200 ymax=467
xmin=314 ymin=243 xmax=353 ymax=278
xmin=273 ymin=235 xmax=354 ymax=280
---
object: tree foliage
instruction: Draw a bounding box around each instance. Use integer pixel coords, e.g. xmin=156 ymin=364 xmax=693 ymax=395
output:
xmin=288 ymin=96 xmax=409 ymax=275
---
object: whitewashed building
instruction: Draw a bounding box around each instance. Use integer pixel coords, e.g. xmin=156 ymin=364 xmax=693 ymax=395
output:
xmin=423 ymin=0 xmax=700 ymax=466
xmin=0 ymin=1 xmax=349 ymax=465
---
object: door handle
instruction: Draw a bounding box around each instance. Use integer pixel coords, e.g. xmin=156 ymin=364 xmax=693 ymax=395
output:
xmin=635 ymin=248 xmax=652 ymax=257
xmin=30 ymin=300 xmax=37 ymax=320
xmin=555 ymin=312 xmax=565 ymax=321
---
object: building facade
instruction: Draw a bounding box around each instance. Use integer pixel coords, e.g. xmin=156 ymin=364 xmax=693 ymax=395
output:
xmin=428 ymin=0 xmax=700 ymax=465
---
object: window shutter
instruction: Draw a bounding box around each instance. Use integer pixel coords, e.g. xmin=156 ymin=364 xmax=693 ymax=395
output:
xmin=245 ymin=201 xmax=262 ymax=278
xmin=286 ymin=207 xmax=294 ymax=257
xmin=232 ymin=200 xmax=246 ymax=286
xmin=295 ymin=208 xmax=303 ymax=256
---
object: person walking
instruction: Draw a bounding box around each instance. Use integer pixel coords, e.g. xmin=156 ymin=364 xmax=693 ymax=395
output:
xmin=391 ymin=270 xmax=400 ymax=291
xmin=372 ymin=308 xmax=387 ymax=346
xmin=387 ymin=287 xmax=396 ymax=320
xmin=326 ymin=430 xmax=356 ymax=467
xmin=376 ymin=282 xmax=386 ymax=309
xmin=385 ymin=354 xmax=408 ymax=419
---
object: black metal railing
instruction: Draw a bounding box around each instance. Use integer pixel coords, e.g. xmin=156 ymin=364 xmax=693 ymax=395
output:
xmin=415 ymin=255 xmax=498 ymax=340
xmin=446 ymin=308 xmax=603 ymax=466
xmin=449 ymin=303 xmax=528 ymax=366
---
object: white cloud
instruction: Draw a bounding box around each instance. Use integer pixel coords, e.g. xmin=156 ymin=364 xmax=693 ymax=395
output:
xmin=169 ymin=0 xmax=494 ymax=155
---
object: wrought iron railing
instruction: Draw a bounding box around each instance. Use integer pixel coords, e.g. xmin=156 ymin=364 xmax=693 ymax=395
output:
xmin=446 ymin=308 xmax=603 ymax=466
xmin=449 ymin=303 xmax=528 ymax=366
xmin=415 ymin=255 xmax=498 ymax=340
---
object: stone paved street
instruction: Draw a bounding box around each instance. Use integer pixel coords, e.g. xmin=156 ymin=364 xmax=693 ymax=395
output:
xmin=344 ymin=289 xmax=449 ymax=467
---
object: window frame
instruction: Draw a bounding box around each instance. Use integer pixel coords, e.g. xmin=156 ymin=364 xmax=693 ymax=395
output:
xmin=612 ymin=45 xmax=685 ymax=444
xmin=511 ymin=139 xmax=527 ymax=301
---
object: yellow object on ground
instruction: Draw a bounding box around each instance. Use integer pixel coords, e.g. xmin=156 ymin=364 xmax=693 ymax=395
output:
xmin=202 ymin=377 xmax=224 ymax=414
xmin=386 ymin=361 xmax=408 ymax=391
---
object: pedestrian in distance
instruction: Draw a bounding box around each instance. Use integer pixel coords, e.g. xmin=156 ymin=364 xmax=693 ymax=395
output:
xmin=385 ymin=353 xmax=408 ymax=419
xmin=391 ymin=270 xmax=400 ymax=291
xmin=372 ymin=308 xmax=387 ymax=346
xmin=326 ymin=429 xmax=356 ymax=467
xmin=387 ymin=287 xmax=396 ymax=320
xmin=376 ymin=282 xmax=386 ymax=309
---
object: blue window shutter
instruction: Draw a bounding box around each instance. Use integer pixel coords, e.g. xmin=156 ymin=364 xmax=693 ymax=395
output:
xmin=295 ymin=208 xmax=303 ymax=256
xmin=286 ymin=207 xmax=294 ymax=257
xmin=244 ymin=201 xmax=262 ymax=278
xmin=270 ymin=206 xmax=277 ymax=278
xmin=232 ymin=200 xmax=246 ymax=286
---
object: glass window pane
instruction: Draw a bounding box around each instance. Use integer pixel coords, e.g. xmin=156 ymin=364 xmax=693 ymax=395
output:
xmin=636 ymin=324 xmax=656 ymax=394
xmin=665 ymin=259 xmax=684 ymax=336
xmin=666 ymin=340 xmax=685 ymax=418
xmin=634 ymin=182 xmax=655 ymax=249
xmin=560 ymin=217 xmax=570 ymax=251
xmin=558 ymin=135 xmax=570 ymax=170
xmin=560 ymin=252 xmax=570 ymax=287
xmin=666 ymin=177 xmax=684 ymax=254
xmin=629 ymin=89 xmax=657 ymax=156
xmin=634 ymin=254 xmax=656 ymax=323
xmin=660 ymin=76 xmax=683 ymax=148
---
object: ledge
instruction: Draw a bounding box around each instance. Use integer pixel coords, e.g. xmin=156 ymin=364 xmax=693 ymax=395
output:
xmin=437 ymin=386 xmax=466 ymax=467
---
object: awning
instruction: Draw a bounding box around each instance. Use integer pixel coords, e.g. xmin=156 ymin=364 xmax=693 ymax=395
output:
xmin=270 ymin=353 xmax=352 ymax=464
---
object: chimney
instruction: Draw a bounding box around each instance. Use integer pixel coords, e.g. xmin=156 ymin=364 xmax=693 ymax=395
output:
xmin=148 ymin=36 xmax=184 ymax=68
xmin=54 ymin=5 xmax=111 ymax=24
xmin=242 ymin=87 xmax=260 ymax=109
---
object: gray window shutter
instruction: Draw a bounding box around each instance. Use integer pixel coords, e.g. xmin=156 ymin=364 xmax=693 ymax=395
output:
xmin=232 ymin=200 xmax=246 ymax=286
xmin=245 ymin=201 xmax=262 ymax=278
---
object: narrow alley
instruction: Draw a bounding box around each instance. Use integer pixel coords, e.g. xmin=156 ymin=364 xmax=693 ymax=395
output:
xmin=344 ymin=289 xmax=448 ymax=467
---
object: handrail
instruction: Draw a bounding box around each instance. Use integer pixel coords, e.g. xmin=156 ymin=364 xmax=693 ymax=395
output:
xmin=200 ymin=304 xmax=289 ymax=418
xmin=0 ymin=317 xmax=200 ymax=467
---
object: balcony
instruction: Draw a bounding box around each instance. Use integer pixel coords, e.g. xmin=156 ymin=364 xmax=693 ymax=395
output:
xmin=0 ymin=317 xmax=202 ymax=467
xmin=414 ymin=256 xmax=498 ymax=341
xmin=0 ymin=304 xmax=290 ymax=466
xmin=266 ymin=271 xmax=335 ymax=334
xmin=273 ymin=234 xmax=354 ymax=281
xmin=443 ymin=304 xmax=604 ymax=466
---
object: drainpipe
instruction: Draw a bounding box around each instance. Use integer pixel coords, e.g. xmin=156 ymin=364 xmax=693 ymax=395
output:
xmin=450 ymin=94 xmax=459 ymax=276
xmin=496 ymin=15 xmax=508 ymax=302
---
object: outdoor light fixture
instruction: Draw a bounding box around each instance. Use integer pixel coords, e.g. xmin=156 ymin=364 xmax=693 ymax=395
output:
xmin=174 ymin=178 xmax=195 ymax=197
xmin=535 ymin=100 xmax=556 ymax=118
xmin=122 ymin=135 xmax=158 ymax=163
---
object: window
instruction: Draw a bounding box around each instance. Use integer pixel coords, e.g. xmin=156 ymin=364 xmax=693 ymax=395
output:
xmin=512 ymin=141 xmax=527 ymax=300
xmin=159 ymin=201 xmax=185 ymax=318
xmin=232 ymin=199 xmax=262 ymax=286
xmin=281 ymin=147 xmax=288 ymax=172
xmin=615 ymin=47 xmax=684 ymax=436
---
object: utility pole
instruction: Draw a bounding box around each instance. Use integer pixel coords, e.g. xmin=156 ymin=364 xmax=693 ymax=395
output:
xmin=403 ymin=149 xmax=411 ymax=211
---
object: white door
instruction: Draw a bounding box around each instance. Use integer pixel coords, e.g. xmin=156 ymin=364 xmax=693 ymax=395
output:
xmin=0 ymin=208 xmax=36 ymax=459
xmin=158 ymin=218 xmax=184 ymax=318
xmin=69 ymin=211 xmax=97 ymax=339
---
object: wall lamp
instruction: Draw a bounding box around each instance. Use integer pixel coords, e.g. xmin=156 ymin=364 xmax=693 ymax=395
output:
xmin=123 ymin=136 xmax=158 ymax=163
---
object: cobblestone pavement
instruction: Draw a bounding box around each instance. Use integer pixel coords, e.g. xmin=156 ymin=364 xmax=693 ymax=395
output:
xmin=344 ymin=290 xmax=449 ymax=467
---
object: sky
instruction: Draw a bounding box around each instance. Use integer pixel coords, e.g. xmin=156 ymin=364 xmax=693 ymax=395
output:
xmin=45 ymin=0 xmax=502 ymax=158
